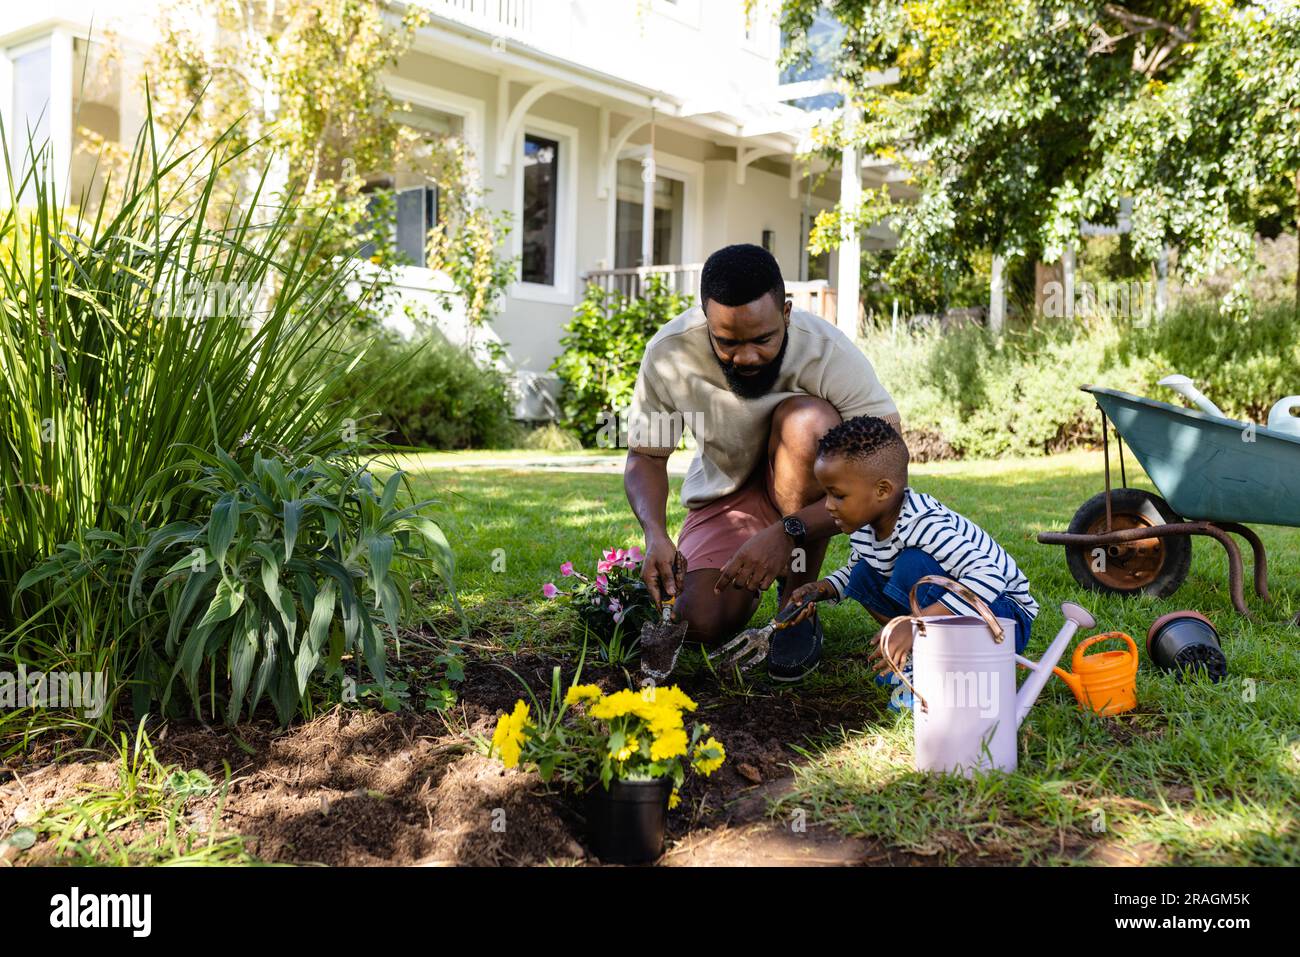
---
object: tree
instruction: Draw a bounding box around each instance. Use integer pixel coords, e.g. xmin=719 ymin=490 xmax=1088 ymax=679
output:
xmin=775 ymin=1 xmax=1300 ymax=311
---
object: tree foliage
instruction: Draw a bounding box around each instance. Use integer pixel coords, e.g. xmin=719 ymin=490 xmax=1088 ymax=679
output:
xmin=778 ymin=1 xmax=1300 ymax=306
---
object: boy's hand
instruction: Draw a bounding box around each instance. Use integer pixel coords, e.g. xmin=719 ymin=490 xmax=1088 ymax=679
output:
xmin=785 ymin=580 xmax=836 ymax=624
xmin=869 ymin=616 xmax=916 ymax=675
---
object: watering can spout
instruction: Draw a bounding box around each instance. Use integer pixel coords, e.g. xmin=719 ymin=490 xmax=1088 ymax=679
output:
xmin=1158 ymin=374 xmax=1225 ymax=418
xmin=1015 ymin=602 xmax=1095 ymax=727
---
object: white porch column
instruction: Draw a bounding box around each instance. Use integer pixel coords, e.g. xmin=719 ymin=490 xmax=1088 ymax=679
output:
xmin=640 ymin=151 xmax=655 ymax=267
xmin=836 ymin=99 xmax=861 ymax=336
xmin=1062 ymin=244 xmax=1076 ymax=319
xmin=989 ymin=254 xmax=1006 ymax=335
xmin=1156 ymin=245 xmax=1169 ymax=316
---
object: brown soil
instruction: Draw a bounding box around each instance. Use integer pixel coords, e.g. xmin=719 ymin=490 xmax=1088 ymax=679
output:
xmin=0 ymin=648 xmax=987 ymax=867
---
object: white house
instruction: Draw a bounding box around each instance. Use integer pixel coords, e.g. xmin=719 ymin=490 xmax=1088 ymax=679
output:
xmin=0 ymin=0 xmax=910 ymax=418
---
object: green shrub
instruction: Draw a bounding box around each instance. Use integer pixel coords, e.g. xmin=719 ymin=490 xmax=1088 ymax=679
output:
xmin=551 ymin=276 xmax=693 ymax=445
xmin=863 ymin=300 xmax=1300 ymax=458
xmin=1113 ymin=301 xmax=1300 ymax=423
xmin=342 ymin=331 xmax=515 ymax=449
xmin=19 ymin=449 xmax=453 ymax=726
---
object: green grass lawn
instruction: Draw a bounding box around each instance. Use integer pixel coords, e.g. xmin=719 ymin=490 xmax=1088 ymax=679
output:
xmin=400 ymin=449 xmax=1300 ymax=865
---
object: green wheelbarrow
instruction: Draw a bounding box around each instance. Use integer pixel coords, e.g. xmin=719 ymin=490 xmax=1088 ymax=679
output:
xmin=1037 ymin=386 xmax=1300 ymax=623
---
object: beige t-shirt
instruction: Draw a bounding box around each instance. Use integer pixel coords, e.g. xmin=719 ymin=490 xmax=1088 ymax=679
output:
xmin=627 ymin=305 xmax=897 ymax=509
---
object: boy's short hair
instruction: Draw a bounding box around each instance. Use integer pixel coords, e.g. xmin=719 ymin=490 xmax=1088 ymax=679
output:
xmin=817 ymin=415 xmax=909 ymax=477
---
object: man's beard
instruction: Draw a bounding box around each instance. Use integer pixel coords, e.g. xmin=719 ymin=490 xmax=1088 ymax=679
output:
xmin=712 ymin=328 xmax=789 ymax=399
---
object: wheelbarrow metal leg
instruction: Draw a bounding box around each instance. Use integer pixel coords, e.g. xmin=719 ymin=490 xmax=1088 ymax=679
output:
xmin=1215 ymin=522 xmax=1270 ymax=602
xmin=1195 ymin=525 xmax=1252 ymax=619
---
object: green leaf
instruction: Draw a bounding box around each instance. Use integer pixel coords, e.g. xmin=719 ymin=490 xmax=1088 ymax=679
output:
xmin=164 ymin=564 xmax=219 ymax=655
xmin=295 ymin=578 xmax=336 ymax=694
xmin=249 ymin=626 xmax=278 ymax=717
xmin=14 ymin=560 xmax=70 ymax=594
xmin=4 ymin=828 xmax=37 ymax=850
xmin=379 ymin=470 xmax=403 ymax=511
xmin=196 ymin=576 xmax=244 ymax=631
xmin=227 ymin=607 xmax=258 ymax=725
xmin=283 ymin=499 xmax=303 ymax=562
xmin=396 ymin=516 xmax=455 ymax=582
xmin=208 ymin=492 xmax=239 ymax=568
xmin=368 ymin=533 xmax=394 ymax=594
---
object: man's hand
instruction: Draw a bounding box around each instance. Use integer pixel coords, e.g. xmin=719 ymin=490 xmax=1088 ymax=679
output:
xmin=714 ymin=523 xmax=794 ymax=595
xmin=642 ymin=536 xmax=685 ymax=605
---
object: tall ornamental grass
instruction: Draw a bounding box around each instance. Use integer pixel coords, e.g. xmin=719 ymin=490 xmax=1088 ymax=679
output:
xmin=1 ymin=99 xmax=387 ymax=698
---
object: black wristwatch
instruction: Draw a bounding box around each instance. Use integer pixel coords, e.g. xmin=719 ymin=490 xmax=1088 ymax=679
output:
xmin=782 ymin=515 xmax=807 ymax=547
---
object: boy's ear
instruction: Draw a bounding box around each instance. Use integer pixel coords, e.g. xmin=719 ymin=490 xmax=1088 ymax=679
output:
xmin=875 ymin=477 xmax=895 ymax=500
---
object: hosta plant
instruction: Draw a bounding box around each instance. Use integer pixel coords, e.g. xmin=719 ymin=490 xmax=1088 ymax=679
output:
xmin=21 ymin=447 xmax=454 ymax=726
xmin=489 ymin=668 xmax=726 ymax=808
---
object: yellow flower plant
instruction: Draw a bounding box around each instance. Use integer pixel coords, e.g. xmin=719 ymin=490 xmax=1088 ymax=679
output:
xmin=487 ymin=666 xmax=726 ymax=806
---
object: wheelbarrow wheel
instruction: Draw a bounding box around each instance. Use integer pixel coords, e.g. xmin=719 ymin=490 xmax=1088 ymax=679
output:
xmin=1065 ymin=489 xmax=1192 ymax=598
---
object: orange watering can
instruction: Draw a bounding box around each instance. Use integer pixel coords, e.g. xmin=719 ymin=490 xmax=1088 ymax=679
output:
xmin=1052 ymin=632 xmax=1138 ymax=716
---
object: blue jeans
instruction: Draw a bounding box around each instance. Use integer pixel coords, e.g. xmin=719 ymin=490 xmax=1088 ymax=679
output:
xmin=842 ymin=548 xmax=1033 ymax=653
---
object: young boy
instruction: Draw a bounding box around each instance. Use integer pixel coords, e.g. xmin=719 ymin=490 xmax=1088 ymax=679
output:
xmin=788 ymin=415 xmax=1039 ymax=710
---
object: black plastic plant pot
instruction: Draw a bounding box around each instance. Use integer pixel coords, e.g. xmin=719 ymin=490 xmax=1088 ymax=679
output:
xmin=1147 ymin=611 xmax=1227 ymax=683
xmin=583 ymin=776 xmax=672 ymax=865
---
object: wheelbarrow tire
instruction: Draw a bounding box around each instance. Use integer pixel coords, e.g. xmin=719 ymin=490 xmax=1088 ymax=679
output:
xmin=1064 ymin=489 xmax=1192 ymax=598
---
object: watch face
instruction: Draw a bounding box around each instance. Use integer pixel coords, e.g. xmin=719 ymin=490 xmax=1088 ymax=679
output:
xmin=784 ymin=517 xmax=806 ymax=538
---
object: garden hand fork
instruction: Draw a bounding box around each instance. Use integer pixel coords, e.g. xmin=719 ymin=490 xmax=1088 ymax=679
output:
xmin=709 ymin=599 xmax=809 ymax=674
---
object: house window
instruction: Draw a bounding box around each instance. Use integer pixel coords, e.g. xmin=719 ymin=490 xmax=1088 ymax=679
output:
xmin=521 ymin=132 xmax=559 ymax=285
xmin=779 ymin=7 xmax=845 ymax=111
xmin=71 ymin=37 xmax=122 ymax=207
xmin=354 ymin=101 xmax=459 ymax=267
xmin=357 ymin=182 xmax=438 ymax=267
xmin=614 ymin=157 xmax=684 ymax=268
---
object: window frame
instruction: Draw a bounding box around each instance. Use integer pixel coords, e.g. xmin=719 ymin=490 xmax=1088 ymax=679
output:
xmin=511 ymin=114 xmax=578 ymax=305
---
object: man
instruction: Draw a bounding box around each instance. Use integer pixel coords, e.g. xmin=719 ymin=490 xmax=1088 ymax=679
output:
xmin=623 ymin=243 xmax=900 ymax=681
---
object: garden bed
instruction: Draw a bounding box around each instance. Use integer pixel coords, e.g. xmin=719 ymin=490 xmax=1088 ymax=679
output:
xmin=0 ymin=645 xmax=1002 ymax=866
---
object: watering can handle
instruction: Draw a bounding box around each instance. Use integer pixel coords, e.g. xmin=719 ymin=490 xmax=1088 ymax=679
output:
xmin=908 ymin=575 xmax=1006 ymax=645
xmin=877 ymin=615 xmax=929 ymax=714
xmin=876 ymin=576 xmax=1006 ymax=714
xmin=1070 ymin=631 xmax=1139 ymax=665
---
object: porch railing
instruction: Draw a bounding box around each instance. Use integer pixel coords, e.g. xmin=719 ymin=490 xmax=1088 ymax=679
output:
xmin=581 ymin=264 xmax=704 ymax=301
xmin=423 ymin=0 xmax=536 ymax=40
xmin=581 ymin=268 xmax=842 ymax=325
xmin=785 ymin=280 xmax=837 ymax=324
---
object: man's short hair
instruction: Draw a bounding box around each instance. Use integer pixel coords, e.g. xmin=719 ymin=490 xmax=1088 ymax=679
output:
xmin=700 ymin=243 xmax=785 ymax=313
xmin=817 ymin=415 xmax=909 ymax=478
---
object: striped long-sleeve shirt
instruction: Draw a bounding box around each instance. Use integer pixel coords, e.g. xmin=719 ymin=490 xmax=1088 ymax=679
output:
xmin=824 ymin=488 xmax=1039 ymax=621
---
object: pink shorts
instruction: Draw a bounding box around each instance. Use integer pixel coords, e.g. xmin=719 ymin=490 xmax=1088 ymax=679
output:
xmin=678 ymin=462 xmax=783 ymax=571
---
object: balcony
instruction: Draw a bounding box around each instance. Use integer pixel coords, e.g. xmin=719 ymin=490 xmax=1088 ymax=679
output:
xmin=421 ymin=0 xmax=570 ymax=53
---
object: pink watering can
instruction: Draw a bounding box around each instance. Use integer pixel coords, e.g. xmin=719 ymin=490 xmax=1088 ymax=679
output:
xmin=878 ymin=576 xmax=1096 ymax=776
